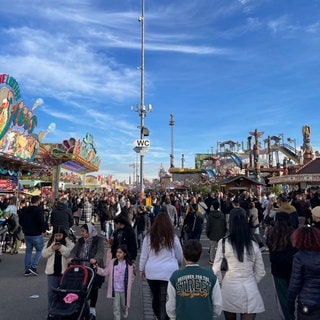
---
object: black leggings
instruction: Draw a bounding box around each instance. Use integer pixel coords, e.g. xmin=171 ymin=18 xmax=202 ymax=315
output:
xmin=89 ymin=287 xmax=98 ymax=308
xmin=147 ymin=279 xmax=169 ymax=320
xmin=89 ymin=275 xmax=104 ymax=308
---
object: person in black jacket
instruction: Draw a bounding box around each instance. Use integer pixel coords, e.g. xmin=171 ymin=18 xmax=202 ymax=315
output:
xmin=111 ymin=214 xmax=137 ymax=261
xmin=19 ymin=195 xmax=47 ymax=276
xmin=50 ymin=197 xmax=73 ymax=233
xmin=287 ymin=226 xmax=320 ymax=319
xmin=267 ymin=217 xmax=296 ymax=320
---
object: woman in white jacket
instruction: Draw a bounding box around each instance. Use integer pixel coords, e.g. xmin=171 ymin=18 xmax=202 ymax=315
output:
xmin=42 ymin=225 xmax=74 ymax=310
xmin=139 ymin=211 xmax=184 ymax=320
xmin=213 ymin=208 xmax=266 ymax=320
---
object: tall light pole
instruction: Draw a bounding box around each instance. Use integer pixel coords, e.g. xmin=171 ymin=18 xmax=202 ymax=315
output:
xmin=169 ymin=114 xmax=175 ymax=168
xmin=131 ymin=0 xmax=152 ymax=199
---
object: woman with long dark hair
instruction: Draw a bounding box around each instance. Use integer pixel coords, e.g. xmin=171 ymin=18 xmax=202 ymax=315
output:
xmin=267 ymin=217 xmax=296 ymax=320
xmin=287 ymin=226 xmax=320 ymax=319
xmin=212 ymin=208 xmax=265 ymax=320
xmin=182 ymin=196 xmax=203 ymax=240
xmin=139 ymin=211 xmax=183 ymax=320
xmin=42 ymin=225 xmax=74 ymax=310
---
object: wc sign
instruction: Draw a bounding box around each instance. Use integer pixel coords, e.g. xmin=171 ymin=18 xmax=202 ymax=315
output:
xmin=134 ymin=139 xmax=150 ymax=148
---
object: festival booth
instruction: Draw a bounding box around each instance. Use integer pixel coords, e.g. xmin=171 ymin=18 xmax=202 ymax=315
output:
xmin=34 ymin=133 xmax=100 ymax=199
xmin=0 ymin=74 xmax=46 ymax=194
xmin=268 ymin=157 xmax=320 ymax=191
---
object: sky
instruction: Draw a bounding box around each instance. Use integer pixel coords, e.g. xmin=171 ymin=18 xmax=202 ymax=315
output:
xmin=1 ymin=0 xmax=320 ymax=182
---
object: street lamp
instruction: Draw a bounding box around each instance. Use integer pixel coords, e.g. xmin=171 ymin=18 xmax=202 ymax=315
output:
xmin=169 ymin=114 xmax=175 ymax=168
xmin=131 ymin=0 xmax=152 ymax=199
xmin=287 ymin=137 xmax=297 ymax=154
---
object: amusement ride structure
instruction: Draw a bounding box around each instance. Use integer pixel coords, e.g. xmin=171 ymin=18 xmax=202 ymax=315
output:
xmin=164 ymin=120 xmax=317 ymax=190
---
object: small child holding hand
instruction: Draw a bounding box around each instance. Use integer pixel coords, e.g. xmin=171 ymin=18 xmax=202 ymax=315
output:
xmin=95 ymin=244 xmax=135 ymax=320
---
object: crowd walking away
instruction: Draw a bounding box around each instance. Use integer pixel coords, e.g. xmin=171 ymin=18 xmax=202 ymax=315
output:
xmin=3 ymin=187 xmax=320 ymax=320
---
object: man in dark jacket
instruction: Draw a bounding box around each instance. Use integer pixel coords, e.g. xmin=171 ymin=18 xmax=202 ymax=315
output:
xmin=206 ymin=201 xmax=226 ymax=264
xmin=50 ymin=197 xmax=73 ymax=232
xmin=19 ymin=195 xmax=46 ymax=276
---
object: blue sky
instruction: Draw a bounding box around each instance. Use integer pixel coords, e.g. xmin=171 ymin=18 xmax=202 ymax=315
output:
xmin=1 ymin=0 xmax=320 ymax=182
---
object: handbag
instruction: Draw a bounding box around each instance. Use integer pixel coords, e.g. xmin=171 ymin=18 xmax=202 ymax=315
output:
xmin=220 ymin=237 xmax=228 ymax=272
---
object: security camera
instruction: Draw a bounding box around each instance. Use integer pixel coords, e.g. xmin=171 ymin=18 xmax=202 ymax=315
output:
xmin=138 ymin=17 xmax=143 ymax=22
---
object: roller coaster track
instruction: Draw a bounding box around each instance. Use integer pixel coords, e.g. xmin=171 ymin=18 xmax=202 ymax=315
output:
xmin=271 ymin=144 xmax=300 ymax=163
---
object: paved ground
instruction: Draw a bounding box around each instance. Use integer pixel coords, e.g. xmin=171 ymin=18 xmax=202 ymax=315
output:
xmin=0 ymin=225 xmax=281 ymax=320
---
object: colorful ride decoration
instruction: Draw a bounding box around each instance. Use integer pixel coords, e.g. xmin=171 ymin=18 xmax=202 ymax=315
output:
xmin=0 ymin=74 xmax=40 ymax=162
xmin=36 ymin=133 xmax=100 ymax=198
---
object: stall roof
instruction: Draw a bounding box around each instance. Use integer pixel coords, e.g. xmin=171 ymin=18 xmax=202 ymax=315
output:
xmin=0 ymin=152 xmax=46 ymax=171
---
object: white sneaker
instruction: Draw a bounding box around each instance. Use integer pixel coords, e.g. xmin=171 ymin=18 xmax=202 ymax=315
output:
xmin=90 ymin=307 xmax=96 ymax=316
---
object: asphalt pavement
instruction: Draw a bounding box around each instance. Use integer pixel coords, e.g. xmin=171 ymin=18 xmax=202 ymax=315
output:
xmin=0 ymin=225 xmax=281 ymax=320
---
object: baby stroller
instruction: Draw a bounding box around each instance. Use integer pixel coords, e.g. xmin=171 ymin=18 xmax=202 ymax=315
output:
xmin=47 ymin=259 xmax=95 ymax=320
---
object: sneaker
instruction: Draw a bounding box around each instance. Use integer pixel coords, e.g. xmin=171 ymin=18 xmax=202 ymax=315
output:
xmin=123 ymin=307 xmax=128 ymax=319
xmin=29 ymin=267 xmax=39 ymax=276
xmin=24 ymin=269 xmax=32 ymax=276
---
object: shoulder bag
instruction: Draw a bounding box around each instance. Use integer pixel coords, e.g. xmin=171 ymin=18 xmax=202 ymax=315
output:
xmin=220 ymin=237 xmax=228 ymax=272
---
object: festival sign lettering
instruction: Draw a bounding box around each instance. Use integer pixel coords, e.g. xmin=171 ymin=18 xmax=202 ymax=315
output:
xmin=0 ymin=179 xmax=16 ymax=192
xmin=0 ymin=74 xmax=40 ymax=161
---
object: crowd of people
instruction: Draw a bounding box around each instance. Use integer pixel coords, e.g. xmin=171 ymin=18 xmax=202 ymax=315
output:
xmin=0 ymin=186 xmax=320 ymax=319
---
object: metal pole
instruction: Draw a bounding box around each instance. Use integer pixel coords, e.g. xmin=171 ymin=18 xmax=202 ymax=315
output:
xmin=169 ymin=114 xmax=175 ymax=168
xmin=139 ymin=0 xmax=145 ymax=198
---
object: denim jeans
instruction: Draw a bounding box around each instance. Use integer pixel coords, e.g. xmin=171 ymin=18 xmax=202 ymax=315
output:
xmin=105 ymin=220 xmax=114 ymax=240
xmin=24 ymin=235 xmax=44 ymax=271
xmin=47 ymin=275 xmax=62 ymax=310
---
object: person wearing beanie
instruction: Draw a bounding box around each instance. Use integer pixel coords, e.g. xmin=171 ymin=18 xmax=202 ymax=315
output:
xmin=311 ymin=206 xmax=320 ymax=229
xmin=276 ymin=194 xmax=299 ymax=229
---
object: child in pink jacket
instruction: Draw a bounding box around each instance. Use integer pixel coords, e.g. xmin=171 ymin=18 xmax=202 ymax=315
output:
xmin=95 ymin=244 xmax=135 ymax=320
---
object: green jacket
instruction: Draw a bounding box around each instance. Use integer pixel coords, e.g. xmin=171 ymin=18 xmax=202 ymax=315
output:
xmin=168 ymin=265 xmax=219 ymax=320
